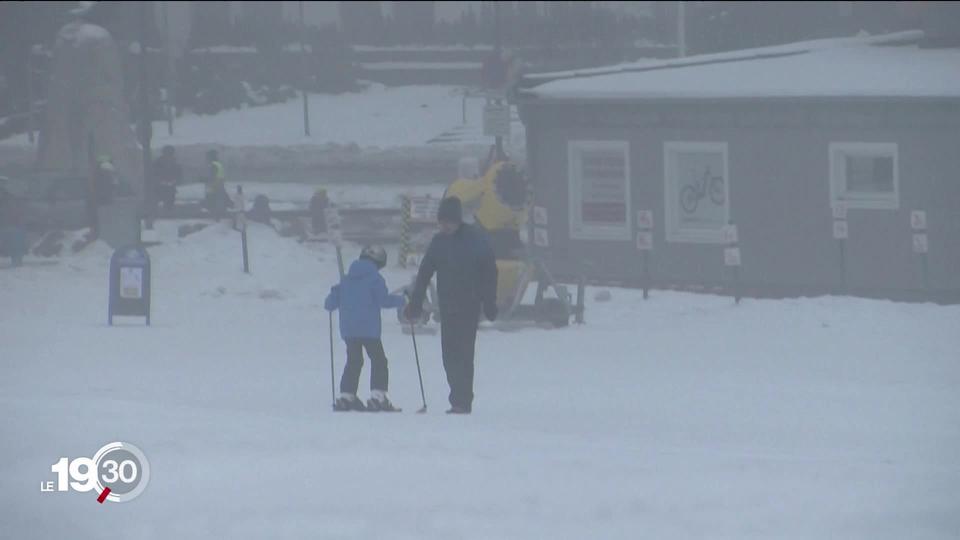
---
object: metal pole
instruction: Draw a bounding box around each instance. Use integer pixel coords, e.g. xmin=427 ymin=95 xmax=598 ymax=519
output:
xmin=163 ymin=1 xmax=174 ymax=135
xmin=87 ymin=132 xmax=99 ymax=238
xmin=677 ymin=1 xmax=687 ymax=58
xmin=494 ymin=2 xmax=503 ymax=156
xmin=26 ymin=46 xmax=35 ymax=144
xmin=241 ymin=226 xmax=250 ymax=274
xmin=300 ymin=0 xmax=311 ymax=137
xmin=642 ymin=251 xmax=650 ymax=300
xmin=138 ymin=3 xmax=154 ymax=226
xmin=839 ymin=239 xmax=847 ymax=294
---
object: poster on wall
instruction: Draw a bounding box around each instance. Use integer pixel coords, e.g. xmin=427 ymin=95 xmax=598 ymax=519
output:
xmin=580 ymin=152 xmax=627 ymax=226
xmin=677 ymin=152 xmax=725 ymax=226
xmin=666 ymin=144 xmax=728 ymax=242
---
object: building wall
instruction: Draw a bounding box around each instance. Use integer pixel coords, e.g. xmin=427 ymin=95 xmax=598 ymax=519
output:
xmin=523 ymin=100 xmax=960 ymax=298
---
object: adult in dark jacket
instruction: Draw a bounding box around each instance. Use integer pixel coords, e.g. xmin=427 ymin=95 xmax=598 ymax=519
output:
xmin=325 ymin=246 xmax=406 ymax=411
xmin=404 ymin=197 xmax=498 ymax=414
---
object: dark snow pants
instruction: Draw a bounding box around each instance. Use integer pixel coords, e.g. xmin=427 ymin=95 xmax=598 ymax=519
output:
xmin=440 ymin=311 xmax=479 ymax=411
xmin=340 ymin=339 xmax=389 ymax=394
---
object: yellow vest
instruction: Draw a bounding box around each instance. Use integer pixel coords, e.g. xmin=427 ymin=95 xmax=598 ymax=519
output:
xmin=206 ymin=161 xmax=225 ymax=193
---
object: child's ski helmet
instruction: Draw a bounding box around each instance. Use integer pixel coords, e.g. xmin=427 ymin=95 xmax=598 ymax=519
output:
xmin=360 ymin=245 xmax=387 ymax=269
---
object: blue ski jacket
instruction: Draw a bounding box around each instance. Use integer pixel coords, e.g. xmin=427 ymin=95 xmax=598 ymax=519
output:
xmin=325 ymin=258 xmax=405 ymax=340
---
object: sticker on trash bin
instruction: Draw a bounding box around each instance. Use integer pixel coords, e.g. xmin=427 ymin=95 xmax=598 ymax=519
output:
xmin=119 ymin=267 xmax=143 ymax=299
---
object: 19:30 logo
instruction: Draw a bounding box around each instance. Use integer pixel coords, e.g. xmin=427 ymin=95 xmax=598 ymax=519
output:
xmin=42 ymin=442 xmax=150 ymax=503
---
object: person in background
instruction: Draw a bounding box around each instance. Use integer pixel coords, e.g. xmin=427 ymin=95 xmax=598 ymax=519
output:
xmin=325 ymin=246 xmax=407 ymax=412
xmin=310 ymin=188 xmax=330 ymax=234
xmin=203 ymin=149 xmax=230 ymax=220
xmin=152 ymin=145 xmax=182 ymax=215
xmin=95 ymin=154 xmax=117 ymax=205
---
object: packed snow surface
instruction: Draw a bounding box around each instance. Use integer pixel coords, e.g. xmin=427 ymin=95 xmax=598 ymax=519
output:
xmin=1 ymin=221 xmax=958 ymax=539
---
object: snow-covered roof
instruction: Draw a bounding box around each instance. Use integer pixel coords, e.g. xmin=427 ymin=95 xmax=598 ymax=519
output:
xmin=522 ymin=30 xmax=960 ymax=101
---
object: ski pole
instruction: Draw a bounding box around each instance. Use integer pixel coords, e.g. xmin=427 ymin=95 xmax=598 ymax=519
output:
xmin=329 ymin=310 xmax=336 ymax=410
xmin=410 ymin=320 xmax=427 ymax=414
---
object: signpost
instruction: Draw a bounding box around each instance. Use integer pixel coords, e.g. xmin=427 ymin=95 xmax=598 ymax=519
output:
xmin=722 ymin=223 xmax=741 ymax=304
xmin=911 ymin=210 xmax=929 ymax=290
xmin=635 ymin=210 xmax=654 ymax=299
xmin=108 ymin=246 xmax=151 ymax=326
xmin=483 ymin=101 xmax=511 ymax=139
xmin=832 ymin=201 xmax=848 ymax=292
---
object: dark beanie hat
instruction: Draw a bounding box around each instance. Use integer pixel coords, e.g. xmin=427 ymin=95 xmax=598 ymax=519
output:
xmin=437 ymin=196 xmax=463 ymax=223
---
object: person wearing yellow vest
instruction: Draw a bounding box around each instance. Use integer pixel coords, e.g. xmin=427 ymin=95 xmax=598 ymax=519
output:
xmin=204 ymin=149 xmax=229 ymax=220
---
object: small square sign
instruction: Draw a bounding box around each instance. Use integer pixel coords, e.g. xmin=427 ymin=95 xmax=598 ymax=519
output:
xmin=533 ymin=206 xmax=548 ymax=226
xmin=911 ymin=210 xmax=927 ymax=231
xmin=636 ymin=230 xmax=653 ymax=251
xmin=533 ymin=227 xmax=549 ymax=247
xmin=832 ymin=202 xmax=848 ymax=220
xmin=912 ymin=233 xmax=928 ymax=254
xmin=833 ymin=220 xmax=848 ymax=240
xmin=724 ymin=247 xmax=742 ymax=267
xmin=636 ymin=210 xmax=654 ymax=230
xmin=722 ymin=224 xmax=739 ymax=244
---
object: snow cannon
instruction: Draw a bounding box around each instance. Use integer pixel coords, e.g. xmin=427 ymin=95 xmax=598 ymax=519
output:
xmin=398 ymin=158 xmax=583 ymax=331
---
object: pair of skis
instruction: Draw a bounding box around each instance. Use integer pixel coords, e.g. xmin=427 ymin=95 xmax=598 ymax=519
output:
xmin=329 ymin=312 xmax=427 ymax=414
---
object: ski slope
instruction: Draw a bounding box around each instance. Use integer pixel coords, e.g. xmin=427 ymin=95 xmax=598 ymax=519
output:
xmin=1 ymin=221 xmax=958 ymax=539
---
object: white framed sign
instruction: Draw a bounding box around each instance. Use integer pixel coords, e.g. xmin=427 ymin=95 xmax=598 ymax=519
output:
xmin=409 ymin=196 xmax=440 ymax=224
xmin=664 ymin=142 xmax=729 ymax=243
xmin=483 ymin=102 xmax=511 ymax=138
xmin=833 ymin=220 xmax=849 ymax=240
xmin=533 ymin=227 xmax=549 ymax=247
xmin=636 ymin=210 xmax=654 ymax=230
xmin=911 ymin=210 xmax=927 ymax=231
xmin=120 ymin=267 xmax=144 ymax=299
xmin=912 ymin=233 xmax=928 ymax=254
xmin=568 ymin=141 xmax=632 ymax=241
xmin=722 ymin=224 xmax=738 ymax=244
xmin=533 ymin=206 xmax=548 ymax=226
xmin=636 ymin=230 xmax=653 ymax=251
xmin=724 ymin=247 xmax=742 ymax=267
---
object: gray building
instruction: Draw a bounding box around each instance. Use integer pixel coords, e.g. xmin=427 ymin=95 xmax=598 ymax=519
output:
xmin=517 ymin=31 xmax=960 ymax=301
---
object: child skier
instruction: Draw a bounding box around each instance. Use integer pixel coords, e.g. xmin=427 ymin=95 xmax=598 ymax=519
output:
xmin=325 ymin=246 xmax=406 ymax=412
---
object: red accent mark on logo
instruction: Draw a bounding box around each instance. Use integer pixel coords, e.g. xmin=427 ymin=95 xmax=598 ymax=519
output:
xmin=97 ymin=487 xmax=111 ymax=504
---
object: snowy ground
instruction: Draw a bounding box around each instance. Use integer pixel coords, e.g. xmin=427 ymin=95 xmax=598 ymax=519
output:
xmin=2 ymin=221 xmax=959 ymax=539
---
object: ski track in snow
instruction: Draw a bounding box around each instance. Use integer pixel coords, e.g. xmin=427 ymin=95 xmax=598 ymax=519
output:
xmin=1 ymin=221 xmax=959 ymax=539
